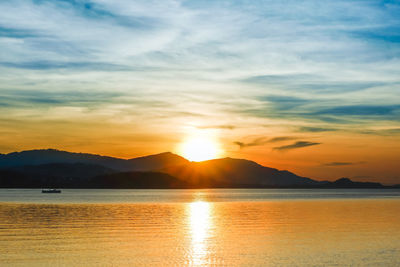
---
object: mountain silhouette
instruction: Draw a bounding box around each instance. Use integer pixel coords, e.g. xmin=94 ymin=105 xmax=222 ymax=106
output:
xmin=126 ymin=152 xmax=189 ymax=171
xmin=330 ymin=177 xmax=383 ymax=188
xmin=161 ymin=157 xmax=320 ymax=187
xmin=0 ymin=149 xmax=188 ymax=171
xmin=0 ymin=149 xmax=387 ymax=188
xmin=9 ymin=163 xmax=115 ymax=179
xmin=0 ymin=149 xmax=128 ymax=169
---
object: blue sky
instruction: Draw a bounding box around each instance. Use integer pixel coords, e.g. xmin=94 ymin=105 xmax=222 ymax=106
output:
xmin=0 ymin=0 xmax=400 ymax=182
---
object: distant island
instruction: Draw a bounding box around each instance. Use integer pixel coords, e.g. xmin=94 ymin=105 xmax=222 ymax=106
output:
xmin=0 ymin=149 xmax=397 ymax=189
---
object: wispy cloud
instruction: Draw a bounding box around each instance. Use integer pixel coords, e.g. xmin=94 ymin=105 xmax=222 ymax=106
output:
xmin=243 ymin=75 xmax=386 ymax=94
xmin=323 ymin=161 xmax=366 ymax=167
xmin=268 ymin=137 xmax=296 ymax=143
xmin=274 ymin=141 xmax=321 ymax=151
xmin=234 ymin=137 xmax=268 ymax=149
xmin=0 ymin=61 xmax=130 ymax=71
xmin=0 ymin=0 xmax=399 ymax=173
xmin=298 ymin=126 xmax=338 ymax=132
xmin=237 ymin=98 xmax=400 ymax=125
xmin=197 ymin=125 xmax=236 ymax=130
xmin=358 ymin=128 xmax=400 ymax=135
xmin=257 ymin=95 xmax=311 ymax=111
xmin=315 ymin=105 xmax=400 ymax=117
xmin=235 ymin=136 xmax=296 ymax=149
xmin=0 ymin=89 xmax=124 ymax=108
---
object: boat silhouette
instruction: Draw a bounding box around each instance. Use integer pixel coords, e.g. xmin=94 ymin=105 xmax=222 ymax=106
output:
xmin=42 ymin=189 xmax=62 ymax=193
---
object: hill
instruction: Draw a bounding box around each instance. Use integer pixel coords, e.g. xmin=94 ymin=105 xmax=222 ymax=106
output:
xmin=0 ymin=149 xmax=188 ymax=171
xmin=0 ymin=149 xmax=388 ymax=188
xmin=161 ymin=157 xmax=320 ymax=187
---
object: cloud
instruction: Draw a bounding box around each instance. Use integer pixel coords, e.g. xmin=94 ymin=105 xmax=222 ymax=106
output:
xmin=197 ymin=125 xmax=236 ymax=130
xmin=358 ymin=128 xmax=400 ymax=135
xmin=235 ymin=136 xmax=296 ymax=149
xmin=0 ymin=89 xmax=124 ymax=108
xmin=0 ymin=61 xmax=130 ymax=71
xmin=323 ymin=161 xmax=365 ymax=167
xmin=234 ymin=137 xmax=268 ymax=149
xmin=298 ymin=126 xmax=338 ymax=132
xmin=244 ymin=75 xmax=385 ymax=93
xmin=268 ymin=137 xmax=296 ymax=143
xmin=349 ymin=27 xmax=400 ymax=44
xmin=385 ymin=128 xmax=400 ymax=134
xmin=239 ymin=100 xmax=400 ymax=124
xmin=257 ymin=95 xmax=311 ymax=111
xmin=274 ymin=141 xmax=321 ymax=151
xmin=315 ymin=105 xmax=400 ymax=116
xmin=0 ymin=0 xmax=400 ymax=159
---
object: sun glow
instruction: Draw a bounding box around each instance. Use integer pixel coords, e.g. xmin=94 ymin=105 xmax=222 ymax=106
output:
xmin=179 ymin=135 xmax=222 ymax=162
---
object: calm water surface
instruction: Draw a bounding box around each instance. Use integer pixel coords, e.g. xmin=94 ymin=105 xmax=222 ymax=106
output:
xmin=0 ymin=189 xmax=399 ymax=266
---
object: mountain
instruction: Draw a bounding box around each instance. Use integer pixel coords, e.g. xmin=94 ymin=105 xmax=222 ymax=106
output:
xmin=126 ymin=152 xmax=189 ymax=171
xmin=161 ymin=157 xmax=320 ymax=187
xmin=0 ymin=163 xmax=115 ymax=188
xmin=329 ymin=177 xmax=383 ymax=188
xmin=0 ymin=149 xmax=128 ymax=169
xmin=0 ymin=149 xmax=389 ymax=188
xmin=0 ymin=169 xmax=188 ymax=189
xmin=9 ymin=163 xmax=115 ymax=179
xmin=0 ymin=149 xmax=188 ymax=171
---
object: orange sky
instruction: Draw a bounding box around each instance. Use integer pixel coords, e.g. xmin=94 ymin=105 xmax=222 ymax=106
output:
xmin=0 ymin=0 xmax=399 ymax=184
xmin=0 ymin=116 xmax=399 ymax=184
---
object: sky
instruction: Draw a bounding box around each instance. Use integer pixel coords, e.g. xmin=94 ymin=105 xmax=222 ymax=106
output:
xmin=0 ymin=0 xmax=400 ymax=184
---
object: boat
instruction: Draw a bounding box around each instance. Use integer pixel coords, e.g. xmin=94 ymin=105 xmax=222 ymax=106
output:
xmin=42 ymin=189 xmax=62 ymax=193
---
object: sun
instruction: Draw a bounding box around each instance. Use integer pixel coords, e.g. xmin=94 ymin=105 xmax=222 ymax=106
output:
xmin=179 ymin=135 xmax=222 ymax=162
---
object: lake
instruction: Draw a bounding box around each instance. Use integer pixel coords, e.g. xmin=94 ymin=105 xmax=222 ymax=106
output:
xmin=1 ymin=189 xmax=399 ymax=266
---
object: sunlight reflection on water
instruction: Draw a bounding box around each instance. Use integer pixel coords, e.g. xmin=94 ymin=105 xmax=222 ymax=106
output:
xmin=188 ymin=201 xmax=212 ymax=265
xmin=0 ymin=189 xmax=399 ymax=266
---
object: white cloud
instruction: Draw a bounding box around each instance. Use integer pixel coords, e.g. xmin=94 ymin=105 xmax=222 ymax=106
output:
xmin=0 ymin=0 xmax=399 ymax=129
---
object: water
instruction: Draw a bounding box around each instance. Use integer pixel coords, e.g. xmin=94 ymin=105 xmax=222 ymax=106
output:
xmin=0 ymin=189 xmax=399 ymax=266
